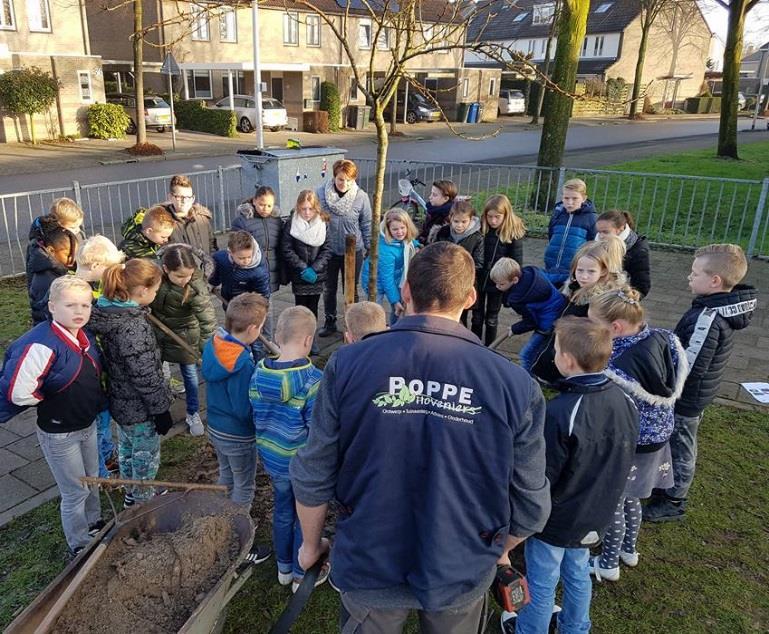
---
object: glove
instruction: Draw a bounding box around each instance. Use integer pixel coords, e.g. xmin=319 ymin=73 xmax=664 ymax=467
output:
xmin=300 ymin=267 xmax=318 ymax=283
xmin=152 ymin=410 xmax=174 ymax=435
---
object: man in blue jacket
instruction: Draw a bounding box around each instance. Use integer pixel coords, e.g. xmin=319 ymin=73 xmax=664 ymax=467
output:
xmin=291 ymin=242 xmax=551 ymax=632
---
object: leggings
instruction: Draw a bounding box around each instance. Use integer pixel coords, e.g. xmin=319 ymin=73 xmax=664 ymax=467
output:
xmin=599 ymin=497 xmax=642 ymax=568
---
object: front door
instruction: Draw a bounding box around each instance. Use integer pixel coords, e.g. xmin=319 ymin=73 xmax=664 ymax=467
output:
xmin=271 ymin=78 xmax=284 ymax=103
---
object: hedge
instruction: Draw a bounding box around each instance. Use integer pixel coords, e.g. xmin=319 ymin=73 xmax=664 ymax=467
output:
xmin=174 ymin=99 xmax=237 ymax=137
xmin=320 ymin=81 xmax=341 ymax=132
xmin=87 ymin=103 xmax=131 ymax=139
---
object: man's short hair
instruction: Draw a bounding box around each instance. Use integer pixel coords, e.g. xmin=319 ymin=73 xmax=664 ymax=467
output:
xmin=275 ymin=306 xmax=316 ymax=346
xmin=406 ymin=242 xmax=474 ymax=314
xmin=50 ymin=197 xmax=84 ymax=224
xmin=169 ymin=174 xmax=192 ymax=191
xmin=76 ymin=235 xmax=125 ymax=268
xmin=142 ymin=206 xmax=175 ymax=231
xmin=554 ymin=316 xmax=612 ymax=373
xmin=228 ymin=230 xmax=254 ymax=253
xmin=48 ymin=275 xmax=92 ymax=303
xmin=489 ymin=257 xmax=522 ymax=284
xmin=225 ymin=293 xmax=269 ymax=334
xmin=694 ymin=243 xmax=748 ymax=290
xmin=345 ymin=302 xmax=386 ymax=341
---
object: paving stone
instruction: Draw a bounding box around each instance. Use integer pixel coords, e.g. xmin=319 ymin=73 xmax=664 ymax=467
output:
xmin=3 ymin=411 xmax=38 ymax=438
xmin=0 ymin=449 xmax=28 ymax=477
xmin=0 ymin=427 xmax=21 ymax=448
xmin=0 ymin=474 xmax=37 ymax=513
xmin=5 ymin=434 xmax=42 ymax=461
xmin=12 ymin=458 xmax=55 ymax=491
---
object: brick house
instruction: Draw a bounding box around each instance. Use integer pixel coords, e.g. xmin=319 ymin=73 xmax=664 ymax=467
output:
xmin=0 ymin=0 xmax=105 ymax=142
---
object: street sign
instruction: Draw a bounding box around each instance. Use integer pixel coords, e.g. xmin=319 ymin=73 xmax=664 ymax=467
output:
xmin=161 ymin=53 xmax=181 ymax=76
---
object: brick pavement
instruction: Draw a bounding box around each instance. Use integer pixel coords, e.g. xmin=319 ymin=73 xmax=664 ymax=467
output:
xmin=1 ymin=238 xmax=766 ymax=527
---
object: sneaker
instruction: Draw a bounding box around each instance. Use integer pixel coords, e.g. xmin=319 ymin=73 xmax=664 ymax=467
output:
xmin=245 ymin=543 xmax=272 ymax=565
xmin=278 ymin=571 xmax=293 ymax=586
xmin=589 ymin=556 xmax=620 ymax=582
xmin=169 ymin=376 xmax=186 ymax=394
xmin=67 ymin=546 xmax=85 ymax=560
xmin=642 ymin=497 xmax=686 ymax=523
xmin=619 ymin=550 xmax=639 ymax=567
xmin=500 ymin=610 xmax=517 ymax=634
xmin=88 ymin=519 xmax=107 ymax=538
xmin=549 ymin=605 xmax=562 ymax=634
xmin=123 ymin=492 xmax=135 ymax=508
xmin=186 ymin=412 xmax=205 ymax=436
xmin=291 ymin=561 xmax=330 ymax=594
xmin=318 ymin=319 xmax=337 ymax=338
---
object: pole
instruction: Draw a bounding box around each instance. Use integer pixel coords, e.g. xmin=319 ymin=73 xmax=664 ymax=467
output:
xmin=344 ymin=235 xmax=356 ymax=306
xmin=168 ymin=72 xmax=177 ymax=152
xmin=751 ymin=46 xmax=769 ymax=131
xmin=252 ymin=0 xmax=264 ymax=149
xmin=403 ymin=80 xmax=409 ymax=125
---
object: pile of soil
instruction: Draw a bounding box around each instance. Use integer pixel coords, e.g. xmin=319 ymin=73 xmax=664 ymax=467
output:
xmin=53 ymin=514 xmax=240 ymax=634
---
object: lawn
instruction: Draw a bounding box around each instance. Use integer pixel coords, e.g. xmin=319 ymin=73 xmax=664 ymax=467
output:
xmin=1 ymin=403 xmax=767 ymax=632
xmin=0 ymin=276 xmax=30 ymax=356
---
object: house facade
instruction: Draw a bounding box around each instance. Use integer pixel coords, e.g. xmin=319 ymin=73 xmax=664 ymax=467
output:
xmin=0 ymin=0 xmax=105 ymax=142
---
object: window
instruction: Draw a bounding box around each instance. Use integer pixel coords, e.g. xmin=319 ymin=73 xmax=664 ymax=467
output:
xmin=219 ymin=6 xmax=236 ymax=42
xmin=593 ymin=35 xmax=604 ymax=56
xmin=222 ymin=71 xmax=245 ymax=96
xmin=306 ymin=14 xmax=320 ymax=46
xmin=311 ymin=75 xmax=321 ymax=101
xmin=186 ymin=69 xmax=212 ymax=98
xmin=540 ymin=39 xmax=547 ymax=54
xmin=358 ymin=19 xmax=371 ymax=48
xmin=422 ymin=24 xmax=433 ymax=43
xmin=1 ymin=0 xmax=14 ymax=29
xmin=581 ymin=37 xmax=588 ymax=56
xmin=513 ymin=12 xmax=528 ymax=23
xmin=77 ymin=71 xmax=92 ymax=102
xmin=527 ymin=39 xmax=536 ymax=54
xmin=350 ymin=76 xmax=359 ymax=100
xmin=595 ymin=2 xmax=613 ymax=13
xmin=376 ymin=26 xmax=391 ymax=50
xmin=532 ymin=3 xmax=555 ymax=25
xmin=283 ymin=11 xmax=298 ymax=45
xmin=461 ymin=78 xmax=469 ymax=99
xmin=489 ymin=78 xmax=496 ymax=97
xmin=191 ymin=4 xmax=209 ymax=41
xmin=27 ymin=0 xmax=49 ymax=31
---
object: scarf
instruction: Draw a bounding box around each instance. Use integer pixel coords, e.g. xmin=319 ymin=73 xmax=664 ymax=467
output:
xmin=323 ymin=179 xmax=359 ymax=217
xmin=400 ymin=240 xmax=417 ymax=290
xmin=290 ymin=214 xmax=327 ymax=247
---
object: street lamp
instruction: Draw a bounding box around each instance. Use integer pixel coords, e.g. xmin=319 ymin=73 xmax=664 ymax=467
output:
xmin=252 ymin=0 xmax=265 ymax=149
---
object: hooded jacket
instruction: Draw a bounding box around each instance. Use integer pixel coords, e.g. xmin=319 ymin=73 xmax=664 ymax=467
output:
xmin=674 ymin=285 xmax=757 ymax=416
xmin=480 ymin=229 xmax=524 ymax=292
xmin=209 ymin=235 xmax=271 ymax=303
xmin=623 ymin=232 xmax=651 ymax=298
xmin=88 ymin=298 xmax=172 ymax=426
xmin=360 ymin=224 xmax=419 ymax=305
xmin=250 ymin=357 xmax=323 ymax=478
xmin=280 ymin=214 xmax=333 ymax=296
xmin=435 ymin=217 xmax=485 ymax=277
xmin=231 ymin=204 xmax=284 ymax=292
xmin=503 ymin=266 xmax=566 ymax=335
xmin=162 ymin=202 xmax=218 ymax=254
xmin=28 ymin=247 xmax=70 ymax=325
xmin=544 ymin=200 xmax=597 ymax=279
xmin=119 ymin=210 xmax=162 ymax=259
xmin=202 ymin=328 xmax=255 ymax=441
xmin=316 ymin=183 xmax=372 ymax=256
xmin=418 ymin=199 xmax=453 ymax=245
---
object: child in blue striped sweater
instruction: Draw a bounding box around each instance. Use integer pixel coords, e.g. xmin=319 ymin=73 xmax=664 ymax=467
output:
xmin=250 ymin=305 xmax=324 ymax=591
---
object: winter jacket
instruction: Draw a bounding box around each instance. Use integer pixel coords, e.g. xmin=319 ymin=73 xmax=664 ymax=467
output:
xmin=418 ymin=199 xmax=453 ymax=245
xmin=119 ymin=210 xmax=162 ymax=259
xmin=149 ymin=271 xmax=217 ymax=364
xmin=605 ymin=326 xmax=688 ymax=448
xmin=28 ymin=247 xmax=70 ymax=325
xmin=202 ymin=328 xmax=256 ymax=442
xmin=25 ymin=216 xmax=84 ymax=288
xmin=674 ymin=285 xmax=757 ymax=417
xmin=250 ymin=357 xmax=322 ymax=479
xmin=162 ymin=202 xmax=218 ymax=254
xmin=503 ymin=267 xmax=566 ymax=335
xmin=480 ymin=229 xmax=524 ymax=291
xmin=290 ymin=315 xmax=551 ymax=610
xmin=316 ymin=184 xmax=372 ymax=256
xmin=280 ymin=214 xmax=333 ymax=296
xmin=544 ymin=201 xmax=597 ymax=280
xmin=209 ymin=237 xmax=271 ymax=304
xmin=0 ymin=321 xmax=106 ymax=430
xmin=88 ymin=298 xmax=172 ymax=426
xmin=623 ymin=232 xmax=651 ymax=298
xmin=232 ymin=208 xmax=284 ymax=292
xmin=539 ymin=373 xmax=639 ymax=548
xmin=435 ymin=217 xmax=485 ymax=280
xmin=360 ymin=229 xmax=419 ymax=305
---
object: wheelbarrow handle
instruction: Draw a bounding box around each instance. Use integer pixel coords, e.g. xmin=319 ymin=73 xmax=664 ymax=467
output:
xmin=268 ymin=558 xmax=327 ymax=634
xmin=489 ymin=332 xmax=512 ymax=350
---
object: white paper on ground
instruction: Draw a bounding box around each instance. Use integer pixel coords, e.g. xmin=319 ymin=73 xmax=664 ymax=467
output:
xmin=740 ymin=382 xmax=769 ymax=404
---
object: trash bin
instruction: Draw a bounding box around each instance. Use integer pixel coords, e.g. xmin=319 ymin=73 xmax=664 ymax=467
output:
xmin=457 ymin=102 xmax=471 ymax=123
xmin=303 ymin=111 xmax=329 ymax=133
xmin=237 ymin=147 xmax=346 ymax=217
xmin=477 ymin=102 xmax=485 ymax=122
xmin=347 ymin=105 xmax=371 ymax=130
xmin=468 ymin=102 xmax=480 ymax=123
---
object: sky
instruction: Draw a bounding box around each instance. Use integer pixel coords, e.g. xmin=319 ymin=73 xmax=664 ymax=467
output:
xmin=700 ymin=0 xmax=769 ymax=48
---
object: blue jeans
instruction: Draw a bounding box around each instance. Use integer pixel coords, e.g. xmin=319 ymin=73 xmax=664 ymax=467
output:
xmin=519 ymin=332 xmax=548 ymax=372
xmin=377 ymin=294 xmax=399 ymax=326
xmin=210 ymin=434 xmax=258 ymax=507
xmin=272 ymin=475 xmax=303 ymax=578
xmin=250 ymin=311 xmax=273 ymax=362
xmin=96 ymin=409 xmax=115 ymax=478
xmin=667 ymin=413 xmax=702 ymax=500
xmin=118 ymin=422 xmax=160 ymax=502
xmin=179 ymin=363 xmax=199 ymax=415
xmin=516 ymin=538 xmax=592 ymax=634
xmin=37 ymin=421 xmax=101 ymax=550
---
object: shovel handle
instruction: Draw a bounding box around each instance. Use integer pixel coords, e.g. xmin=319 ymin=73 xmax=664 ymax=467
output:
xmin=81 ymin=476 xmax=227 ymax=492
xmin=489 ymin=332 xmax=511 ymax=350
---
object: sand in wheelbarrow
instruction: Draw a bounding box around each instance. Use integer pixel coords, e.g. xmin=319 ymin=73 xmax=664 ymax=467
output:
xmin=53 ymin=514 xmax=241 ymax=634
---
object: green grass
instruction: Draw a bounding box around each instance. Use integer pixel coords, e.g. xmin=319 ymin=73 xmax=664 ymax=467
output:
xmin=3 ymin=405 xmax=767 ymax=632
xmin=0 ymin=276 xmax=31 ymax=356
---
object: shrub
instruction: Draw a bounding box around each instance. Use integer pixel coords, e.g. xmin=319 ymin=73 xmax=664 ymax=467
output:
xmin=87 ymin=103 xmax=131 ymax=139
xmin=320 ymin=81 xmax=341 ymax=132
xmin=173 ymin=99 xmax=237 ymax=137
xmin=0 ymin=66 xmax=60 ymax=144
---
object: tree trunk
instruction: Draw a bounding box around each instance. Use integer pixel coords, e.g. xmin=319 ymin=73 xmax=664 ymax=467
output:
xmin=532 ymin=11 xmax=557 ymax=125
xmin=133 ymin=0 xmax=147 ymax=145
xmin=28 ymin=113 xmax=37 ymax=145
xmin=718 ymin=0 xmax=747 ymax=159
xmin=368 ymin=102 xmax=389 ymax=300
xmin=390 ymin=77 xmax=400 ymax=135
xmin=629 ymin=20 xmax=651 ymax=119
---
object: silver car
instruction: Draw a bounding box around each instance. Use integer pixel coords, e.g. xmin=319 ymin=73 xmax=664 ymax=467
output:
xmin=214 ymin=95 xmax=289 ymax=132
xmin=498 ymin=89 xmax=526 ymax=116
xmin=106 ymin=93 xmax=175 ymax=133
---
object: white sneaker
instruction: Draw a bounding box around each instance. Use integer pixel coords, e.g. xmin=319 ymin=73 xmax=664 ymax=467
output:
xmin=620 ymin=550 xmax=639 ymax=567
xmin=500 ymin=610 xmax=517 ymax=634
xmin=186 ymin=412 xmax=204 ymax=436
xmin=278 ymin=571 xmax=293 ymax=586
xmin=589 ymin=556 xmax=620 ymax=582
xmin=169 ymin=377 xmax=186 ymax=394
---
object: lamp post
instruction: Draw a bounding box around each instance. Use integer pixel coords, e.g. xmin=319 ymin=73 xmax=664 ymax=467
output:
xmin=252 ymin=0 xmax=265 ymax=149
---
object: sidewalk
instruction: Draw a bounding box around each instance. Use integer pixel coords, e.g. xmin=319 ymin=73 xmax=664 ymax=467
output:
xmin=1 ymin=237 xmax=766 ymax=527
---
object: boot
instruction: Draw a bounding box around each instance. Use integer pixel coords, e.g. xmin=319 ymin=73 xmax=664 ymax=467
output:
xmin=484 ymin=324 xmax=498 ymax=347
xmin=470 ymin=319 xmax=484 ymax=340
xmin=318 ymin=316 xmax=337 ymax=337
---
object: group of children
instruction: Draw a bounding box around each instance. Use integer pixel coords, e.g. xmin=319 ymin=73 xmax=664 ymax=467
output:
xmin=0 ymin=169 xmax=759 ymax=629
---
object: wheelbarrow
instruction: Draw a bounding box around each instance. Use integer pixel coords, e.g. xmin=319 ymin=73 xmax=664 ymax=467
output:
xmin=6 ymin=490 xmax=256 ymax=634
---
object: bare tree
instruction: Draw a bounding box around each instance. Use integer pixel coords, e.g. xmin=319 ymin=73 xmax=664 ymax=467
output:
xmin=628 ymin=0 xmax=673 ymax=119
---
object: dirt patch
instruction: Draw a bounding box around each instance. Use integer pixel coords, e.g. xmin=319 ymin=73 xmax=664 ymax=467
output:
xmin=53 ymin=514 xmax=240 ymax=634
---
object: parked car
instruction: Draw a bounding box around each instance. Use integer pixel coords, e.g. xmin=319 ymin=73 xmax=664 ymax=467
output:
xmin=106 ymin=93 xmax=175 ymax=133
xmin=213 ymin=95 xmax=288 ymax=132
xmin=381 ymin=91 xmax=442 ymax=124
xmin=498 ymin=89 xmax=526 ymax=116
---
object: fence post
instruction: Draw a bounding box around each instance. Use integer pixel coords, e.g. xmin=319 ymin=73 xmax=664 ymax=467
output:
xmin=747 ymin=177 xmax=769 ymax=258
xmin=217 ymin=166 xmax=226 ymax=233
xmin=555 ymin=167 xmax=566 ymax=197
xmin=72 ymin=180 xmax=82 ymax=209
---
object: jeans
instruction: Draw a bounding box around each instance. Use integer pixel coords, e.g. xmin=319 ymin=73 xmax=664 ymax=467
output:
xmin=376 ymin=294 xmax=399 ymax=326
xmin=516 ymin=538 xmax=592 ymax=634
xmin=272 ymin=475 xmax=303 ymax=578
xmin=179 ymin=363 xmax=199 ymax=415
xmin=519 ymin=332 xmax=548 ymax=372
xmin=211 ymin=434 xmax=258 ymax=507
xmin=118 ymin=422 xmax=160 ymax=502
xmin=250 ymin=310 xmax=273 ymax=362
xmin=323 ymin=251 xmax=364 ymax=321
xmin=37 ymin=421 xmax=101 ymax=550
xmin=667 ymin=413 xmax=702 ymax=500
xmin=96 ymin=409 xmax=115 ymax=478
